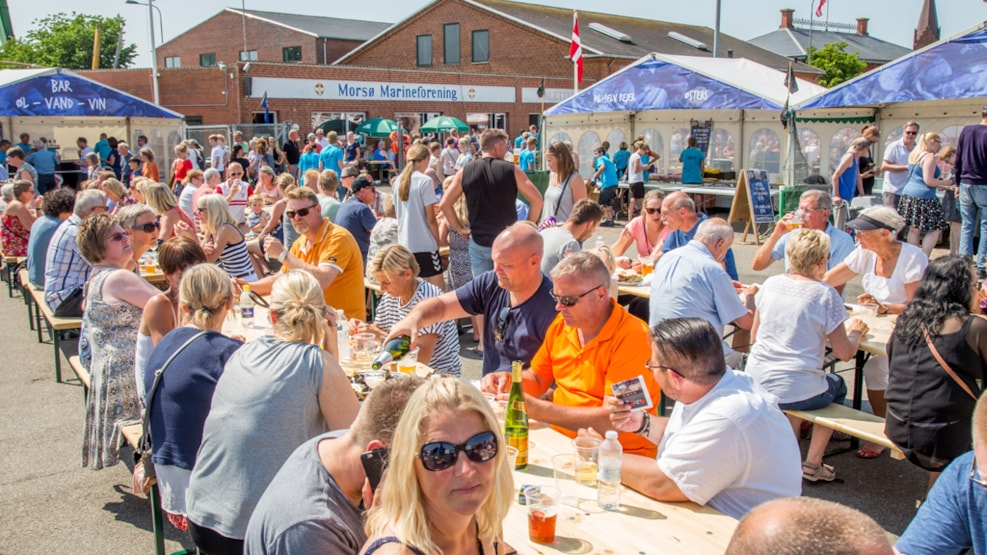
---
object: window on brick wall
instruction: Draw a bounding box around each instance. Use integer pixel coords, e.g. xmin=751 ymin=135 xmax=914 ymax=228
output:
xmin=283 ymin=46 xmax=302 ymax=63
xmin=239 ymin=50 xmax=258 ymax=61
xmin=472 ymin=30 xmax=489 ymax=63
xmin=417 ymin=35 xmax=432 ymax=66
xmin=164 ymin=56 xmax=180 ymax=68
xmin=199 ymin=53 xmax=216 ymax=67
xmin=444 ymin=23 xmax=460 ymax=64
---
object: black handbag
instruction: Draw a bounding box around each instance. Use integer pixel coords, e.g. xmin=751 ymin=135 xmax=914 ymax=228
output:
xmin=134 ymin=331 xmax=208 ymax=479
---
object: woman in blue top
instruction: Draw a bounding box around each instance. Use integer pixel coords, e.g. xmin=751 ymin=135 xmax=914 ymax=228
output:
xmin=831 ymin=137 xmax=870 ymax=231
xmin=143 ymin=263 xmax=242 ymax=532
xmin=898 ymin=132 xmax=952 ymax=256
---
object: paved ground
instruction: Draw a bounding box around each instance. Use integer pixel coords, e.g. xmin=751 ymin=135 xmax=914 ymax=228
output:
xmin=0 ymin=214 xmax=939 ymax=554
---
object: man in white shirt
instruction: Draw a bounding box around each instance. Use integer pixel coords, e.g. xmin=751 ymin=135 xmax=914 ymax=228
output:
xmin=441 ymin=138 xmax=459 ymax=179
xmin=539 ymin=199 xmax=603 ymax=275
xmin=215 ymin=162 xmax=252 ymax=225
xmin=209 ymin=134 xmax=227 ymax=177
xmin=882 ymin=121 xmax=919 ymax=208
xmin=606 ymin=317 xmax=802 ymax=519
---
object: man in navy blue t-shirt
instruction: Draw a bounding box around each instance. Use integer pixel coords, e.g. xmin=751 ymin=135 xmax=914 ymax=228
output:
xmin=384 ymin=222 xmax=556 ymax=375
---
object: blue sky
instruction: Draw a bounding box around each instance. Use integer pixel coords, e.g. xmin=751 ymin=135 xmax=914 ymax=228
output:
xmin=9 ymin=0 xmax=983 ymax=67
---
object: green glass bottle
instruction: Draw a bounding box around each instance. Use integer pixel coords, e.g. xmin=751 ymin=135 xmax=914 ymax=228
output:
xmin=504 ymin=360 xmax=528 ymax=470
xmin=371 ymin=335 xmax=411 ymax=370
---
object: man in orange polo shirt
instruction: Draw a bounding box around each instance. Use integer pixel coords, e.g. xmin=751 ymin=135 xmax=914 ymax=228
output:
xmin=241 ymin=187 xmax=366 ymax=320
xmin=482 ymin=251 xmax=660 ymax=457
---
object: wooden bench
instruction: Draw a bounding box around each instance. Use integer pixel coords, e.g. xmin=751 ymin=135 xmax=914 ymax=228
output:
xmin=1 ymin=253 xmax=24 ymax=297
xmin=121 ymin=424 xmax=168 ymax=555
xmin=25 ymin=280 xmax=82 ymax=383
xmin=68 ymin=355 xmax=90 ymax=402
xmin=17 ymin=268 xmax=36 ymax=332
xmin=784 ymin=404 xmax=905 ymax=460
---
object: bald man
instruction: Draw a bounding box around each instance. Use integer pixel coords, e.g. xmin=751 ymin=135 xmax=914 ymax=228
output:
xmin=386 ymin=222 xmax=557 ymax=375
xmin=726 ymin=497 xmax=893 ymax=555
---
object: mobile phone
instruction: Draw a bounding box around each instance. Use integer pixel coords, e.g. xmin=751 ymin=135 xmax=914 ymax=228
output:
xmin=360 ymin=447 xmax=389 ymax=492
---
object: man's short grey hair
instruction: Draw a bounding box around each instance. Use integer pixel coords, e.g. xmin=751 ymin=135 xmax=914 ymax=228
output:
xmin=550 ymin=251 xmax=611 ymax=289
xmin=905 ymin=120 xmax=920 ymax=131
xmin=203 ymin=168 xmax=220 ymax=181
xmin=667 ymin=194 xmax=695 ymax=213
xmin=74 ymin=189 xmax=107 ymax=216
xmin=1 ymin=183 xmax=14 ymax=202
xmin=694 ymin=218 xmax=734 ymax=245
xmin=116 ymin=203 xmax=154 ymax=229
xmin=800 ymin=189 xmax=832 ymax=212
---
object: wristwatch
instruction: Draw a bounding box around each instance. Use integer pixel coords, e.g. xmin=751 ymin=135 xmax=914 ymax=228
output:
xmin=277 ymin=249 xmax=288 ymax=263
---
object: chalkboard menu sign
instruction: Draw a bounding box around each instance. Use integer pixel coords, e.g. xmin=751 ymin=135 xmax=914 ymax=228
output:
xmin=690 ymin=119 xmax=713 ymax=156
xmin=728 ymin=168 xmax=776 ymax=245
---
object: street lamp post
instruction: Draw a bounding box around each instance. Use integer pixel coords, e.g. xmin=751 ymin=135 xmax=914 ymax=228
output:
xmin=125 ymin=0 xmax=162 ymax=105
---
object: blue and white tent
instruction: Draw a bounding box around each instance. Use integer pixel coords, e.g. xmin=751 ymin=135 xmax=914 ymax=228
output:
xmin=547 ymin=53 xmax=823 ymax=115
xmin=796 ymin=24 xmax=987 ymax=109
xmin=0 ymin=68 xmax=183 ymax=167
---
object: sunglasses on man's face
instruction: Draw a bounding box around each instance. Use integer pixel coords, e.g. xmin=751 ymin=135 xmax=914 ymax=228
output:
xmin=417 ymin=431 xmax=498 ymax=472
xmin=286 ymin=204 xmax=320 ymax=219
xmin=132 ymin=222 xmax=160 ymax=233
xmin=550 ymin=286 xmax=600 ymax=308
xmin=229 ymin=171 xmax=243 ymax=176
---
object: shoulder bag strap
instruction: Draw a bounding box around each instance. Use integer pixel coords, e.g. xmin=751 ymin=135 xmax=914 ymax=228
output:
xmin=139 ymin=331 xmax=209 ymax=450
xmin=553 ymin=172 xmax=573 ymax=219
xmin=923 ymin=326 xmax=979 ymax=400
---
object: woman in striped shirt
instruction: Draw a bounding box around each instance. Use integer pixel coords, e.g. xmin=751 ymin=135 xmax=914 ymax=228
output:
xmin=348 ymin=244 xmax=462 ymax=376
xmin=196 ymin=193 xmax=259 ymax=281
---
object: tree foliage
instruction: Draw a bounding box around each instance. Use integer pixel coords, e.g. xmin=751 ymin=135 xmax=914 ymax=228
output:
xmin=807 ymin=41 xmax=868 ymax=88
xmin=0 ymin=13 xmax=137 ymax=70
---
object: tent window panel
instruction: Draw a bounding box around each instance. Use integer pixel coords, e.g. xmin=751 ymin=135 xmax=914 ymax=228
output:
xmin=164 ymin=56 xmax=180 ymax=68
xmin=707 ymin=129 xmax=735 ymax=174
xmin=799 ymin=128 xmax=822 ymax=176
xmin=199 ymin=53 xmax=217 ymax=67
xmin=748 ymin=129 xmax=781 ymax=180
xmin=829 ymin=127 xmax=861 ymax=174
xmin=639 ymin=129 xmax=664 ymax=175
xmin=472 ymin=30 xmax=489 ymax=63
xmin=549 ymin=132 xmax=572 ymax=148
xmin=940 ymin=125 xmax=963 ymax=149
xmin=417 ymin=35 xmax=432 ymax=67
xmin=444 ymin=23 xmax=460 ymax=64
xmin=669 ymin=128 xmax=690 ymax=173
xmin=577 ymin=131 xmax=601 ymax=177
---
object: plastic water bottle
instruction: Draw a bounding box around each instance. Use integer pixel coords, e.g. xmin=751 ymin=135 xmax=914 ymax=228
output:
xmin=594 ymin=235 xmax=605 ymax=250
xmin=240 ymin=284 xmax=255 ymax=327
xmin=336 ymin=309 xmax=350 ymax=360
xmin=597 ymin=430 xmax=622 ymax=510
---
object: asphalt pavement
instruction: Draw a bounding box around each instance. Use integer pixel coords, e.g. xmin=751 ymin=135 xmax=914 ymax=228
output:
xmin=0 ymin=215 xmax=934 ymax=554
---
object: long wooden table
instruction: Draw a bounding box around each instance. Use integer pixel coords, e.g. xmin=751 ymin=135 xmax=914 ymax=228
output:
xmin=503 ymin=425 xmax=736 ymax=554
xmin=849 ymin=310 xmax=896 ymax=410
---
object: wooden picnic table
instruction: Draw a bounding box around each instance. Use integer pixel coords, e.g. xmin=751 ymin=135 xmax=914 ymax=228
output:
xmin=848 ymin=309 xmax=897 ymax=411
xmin=502 ymin=425 xmax=737 ymax=554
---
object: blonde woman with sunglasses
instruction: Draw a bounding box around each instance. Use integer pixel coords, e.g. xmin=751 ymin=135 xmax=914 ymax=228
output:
xmin=197 ymin=193 xmax=259 ymax=281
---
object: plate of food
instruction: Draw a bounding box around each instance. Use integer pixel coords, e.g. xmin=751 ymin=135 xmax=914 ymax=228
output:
xmin=615 ymin=269 xmax=645 ymax=286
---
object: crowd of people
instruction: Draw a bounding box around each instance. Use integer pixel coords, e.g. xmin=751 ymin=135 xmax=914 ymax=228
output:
xmin=3 ymin=119 xmax=985 ymax=555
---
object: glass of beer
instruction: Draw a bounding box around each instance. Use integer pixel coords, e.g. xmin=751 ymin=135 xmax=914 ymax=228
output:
xmin=572 ymin=436 xmax=602 ymax=487
xmin=787 ymin=209 xmax=806 ymax=231
xmin=524 ymin=486 xmax=560 ymax=544
xmin=397 ymin=348 xmax=419 ymax=376
xmin=641 ymin=258 xmax=654 ymax=277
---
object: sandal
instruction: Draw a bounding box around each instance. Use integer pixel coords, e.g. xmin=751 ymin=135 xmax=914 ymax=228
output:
xmin=802 ymin=461 xmax=836 ymax=482
xmin=855 ymin=444 xmax=885 ymax=459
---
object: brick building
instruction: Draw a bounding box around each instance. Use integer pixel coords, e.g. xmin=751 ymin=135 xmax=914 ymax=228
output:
xmin=154 ymin=8 xmax=390 ymax=68
xmin=83 ymin=0 xmax=817 ymax=135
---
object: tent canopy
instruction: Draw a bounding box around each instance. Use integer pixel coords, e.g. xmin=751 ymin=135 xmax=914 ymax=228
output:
xmin=0 ymin=68 xmax=182 ymax=119
xmin=796 ymin=23 xmax=987 ymax=110
xmin=545 ymin=53 xmax=825 ymax=116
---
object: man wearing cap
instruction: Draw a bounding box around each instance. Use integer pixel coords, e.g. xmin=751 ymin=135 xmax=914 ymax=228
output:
xmin=591 ymin=146 xmax=620 ymax=227
xmin=956 ymin=105 xmax=987 ymax=279
xmin=333 ymin=176 xmax=378 ymax=264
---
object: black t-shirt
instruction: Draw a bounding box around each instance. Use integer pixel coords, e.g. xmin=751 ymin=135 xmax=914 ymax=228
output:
xmin=283 ymin=140 xmax=301 ymax=164
xmin=462 ymin=156 xmax=518 ymax=247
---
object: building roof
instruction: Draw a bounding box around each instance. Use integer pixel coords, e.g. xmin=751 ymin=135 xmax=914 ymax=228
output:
xmin=224 ymin=8 xmax=391 ymax=41
xmin=337 ymin=0 xmax=820 ymax=73
xmin=749 ymin=27 xmax=910 ymax=64
xmin=471 ymin=0 xmax=818 ymax=72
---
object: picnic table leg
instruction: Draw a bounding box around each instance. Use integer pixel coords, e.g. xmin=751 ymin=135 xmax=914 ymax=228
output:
xmin=5 ymin=263 xmax=13 ymax=298
xmin=24 ymin=288 xmax=34 ymax=331
xmin=850 ymin=349 xmax=870 ymax=452
xmin=149 ymin=483 xmax=166 ymax=555
xmin=35 ymin=304 xmax=44 ymax=343
xmin=53 ymin=329 xmax=63 ymax=383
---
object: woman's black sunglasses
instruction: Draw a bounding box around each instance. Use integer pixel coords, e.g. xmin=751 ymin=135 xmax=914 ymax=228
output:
xmin=417 ymin=431 xmax=498 ymax=472
xmin=132 ymin=222 xmax=160 ymax=233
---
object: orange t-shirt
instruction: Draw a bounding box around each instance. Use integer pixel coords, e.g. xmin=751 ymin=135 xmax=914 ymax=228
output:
xmin=286 ymin=219 xmax=366 ymax=320
xmin=529 ymin=300 xmax=660 ymax=458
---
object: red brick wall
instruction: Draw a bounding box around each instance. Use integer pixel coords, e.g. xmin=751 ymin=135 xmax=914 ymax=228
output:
xmin=341 ymin=0 xmax=578 ymax=79
xmin=155 ymin=10 xmax=323 ymax=67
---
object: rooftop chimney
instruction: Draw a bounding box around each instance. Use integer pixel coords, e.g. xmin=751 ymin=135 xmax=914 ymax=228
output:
xmin=780 ymin=9 xmax=795 ymax=29
xmin=856 ymin=18 xmax=869 ymax=36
